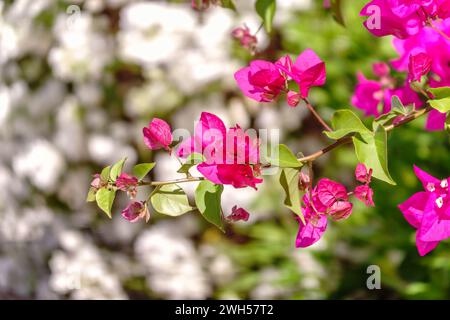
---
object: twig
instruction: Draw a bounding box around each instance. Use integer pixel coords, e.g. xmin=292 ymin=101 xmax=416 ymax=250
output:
xmin=303 ymin=98 xmax=332 ymax=132
xmin=138 ymin=177 xmax=204 ymax=187
xmin=298 ymin=106 xmax=433 ymax=162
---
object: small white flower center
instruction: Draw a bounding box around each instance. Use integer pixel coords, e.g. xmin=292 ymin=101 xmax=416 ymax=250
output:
xmin=436 ymin=197 xmax=444 ymax=209
xmin=426 ymin=183 xmax=435 ymax=192
xmin=440 ymin=179 xmax=448 ymax=189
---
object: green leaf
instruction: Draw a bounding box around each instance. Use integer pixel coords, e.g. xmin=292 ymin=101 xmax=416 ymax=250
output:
xmin=429 ymin=86 xmax=450 ymax=99
xmin=195 ymin=180 xmax=224 ymax=231
xmin=428 ymin=87 xmax=450 ymax=113
xmin=95 ymin=187 xmax=116 ymax=218
xmin=330 ymin=0 xmax=345 ymax=26
xmin=132 ymin=163 xmax=155 ymax=180
xmin=110 ymin=158 xmax=126 ymax=182
xmin=86 ymin=187 xmax=96 ymax=202
xmin=219 ymin=0 xmax=236 ymax=11
xmin=100 ymin=166 xmax=111 ymax=182
xmin=325 ymin=109 xmax=371 ymax=140
xmin=372 ymin=96 xmax=408 ymax=130
xmin=270 ymin=144 xmax=303 ymax=168
xmin=352 ymin=127 xmax=396 ymax=185
xmin=428 ymin=98 xmax=450 ymax=113
xmin=446 ymin=115 xmax=450 ymax=133
xmin=177 ymin=153 xmax=205 ymax=175
xmin=255 ymin=0 xmax=276 ymax=33
xmin=150 ymin=184 xmax=193 ymax=216
xmin=279 ymin=168 xmax=305 ymax=224
xmin=391 ymin=95 xmax=405 ymax=113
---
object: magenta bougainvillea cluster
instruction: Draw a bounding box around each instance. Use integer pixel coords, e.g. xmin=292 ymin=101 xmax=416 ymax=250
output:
xmin=89 ymin=0 xmax=450 ymax=257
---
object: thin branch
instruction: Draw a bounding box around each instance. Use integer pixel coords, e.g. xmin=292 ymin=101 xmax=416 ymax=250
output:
xmin=138 ymin=177 xmax=204 ymax=187
xmin=298 ymin=106 xmax=433 ymax=162
xmin=303 ymin=98 xmax=332 ymax=132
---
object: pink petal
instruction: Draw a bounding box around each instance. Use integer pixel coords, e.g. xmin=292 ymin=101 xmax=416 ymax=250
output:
xmin=408 ymin=52 xmax=432 ymax=81
xmin=413 ymin=165 xmax=440 ymax=190
xmin=316 ymin=178 xmax=348 ymax=207
xmin=354 ymin=185 xmax=375 ymax=207
xmin=398 ymin=191 xmax=429 ymax=228
xmin=143 ymin=118 xmax=173 ymax=150
xmin=296 ymin=213 xmax=328 ymax=248
xmin=425 ymin=109 xmax=447 ymax=131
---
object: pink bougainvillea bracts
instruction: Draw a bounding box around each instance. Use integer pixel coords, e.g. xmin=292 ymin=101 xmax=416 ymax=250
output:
xmin=398 ymin=165 xmax=450 ymax=256
xmin=360 ymin=0 xmax=450 ymax=39
xmin=227 ymin=206 xmax=250 ymax=222
xmin=177 ymin=112 xmax=262 ymax=189
xmin=352 ymin=62 xmax=423 ymax=117
xmin=296 ymin=178 xmax=353 ymax=248
xmin=232 ymin=25 xmax=257 ymax=53
xmin=121 ymin=201 xmax=150 ymax=223
xmin=143 ymin=118 xmax=173 ymax=151
xmin=234 ymin=49 xmax=326 ymax=105
xmin=390 ymin=18 xmax=450 ymax=130
xmin=354 ymin=163 xmax=375 ymax=207
xmin=408 ymin=52 xmax=432 ymax=82
xmin=116 ymin=173 xmax=139 ymax=198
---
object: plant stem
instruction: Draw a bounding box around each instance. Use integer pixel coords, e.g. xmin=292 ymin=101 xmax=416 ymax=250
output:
xmin=303 ymin=98 xmax=332 ymax=132
xmin=138 ymin=177 xmax=204 ymax=187
xmin=298 ymin=106 xmax=433 ymax=162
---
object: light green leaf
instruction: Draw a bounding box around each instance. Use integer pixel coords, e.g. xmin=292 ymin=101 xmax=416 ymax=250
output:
xmin=195 ymin=180 xmax=224 ymax=231
xmin=110 ymin=158 xmax=126 ymax=182
xmin=325 ymin=109 xmax=371 ymax=140
xmin=100 ymin=166 xmax=111 ymax=182
xmin=177 ymin=153 xmax=205 ymax=175
xmin=352 ymin=127 xmax=396 ymax=185
xmin=150 ymin=184 xmax=193 ymax=216
xmin=270 ymin=144 xmax=303 ymax=168
xmin=372 ymin=96 xmax=408 ymax=131
xmin=86 ymin=187 xmax=96 ymax=202
xmin=255 ymin=0 xmax=276 ymax=33
xmin=279 ymin=168 xmax=305 ymax=224
xmin=132 ymin=163 xmax=155 ymax=180
xmin=391 ymin=95 xmax=403 ymax=110
xmin=95 ymin=187 xmax=116 ymax=218
xmin=428 ymin=98 xmax=450 ymax=113
xmin=330 ymin=0 xmax=345 ymax=26
xmin=220 ymin=0 xmax=236 ymax=11
xmin=429 ymin=86 xmax=450 ymax=99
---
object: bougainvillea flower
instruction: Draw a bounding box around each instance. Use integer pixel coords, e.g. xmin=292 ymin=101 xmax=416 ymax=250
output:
xmin=360 ymin=0 xmax=422 ymax=39
xmin=234 ymin=49 xmax=326 ymax=103
xmin=390 ymin=19 xmax=450 ymax=130
xmin=296 ymin=207 xmax=328 ymax=248
xmin=408 ymin=52 xmax=432 ymax=82
xmin=398 ymin=165 xmax=450 ymax=256
xmin=177 ymin=112 xmax=262 ymax=189
xmin=143 ymin=118 xmax=173 ymax=151
xmin=354 ymin=185 xmax=375 ymax=207
xmin=352 ymin=64 xmax=423 ymax=117
xmin=276 ymin=49 xmax=326 ymax=99
xmin=90 ymin=173 xmax=103 ymax=190
xmin=116 ymin=173 xmax=139 ymax=198
xmin=232 ymin=25 xmax=257 ymax=53
xmin=296 ymin=177 xmax=361 ymax=248
xmin=287 ymin=91 xmax=301 ymax=107
xmin=227 ymin=206 xmax=250 ymax=222
xmin=121 ymin=201 xmax=150 ymax=223
xmin=234 ymin=60 xmax=287 ymax=102
xmin=360 ymin=0 xmax=450 ymax=39
xmin=313 ymin=178 xmax=353 ymax=220
xmin=355 ymin=163 xmax=373 ymax=184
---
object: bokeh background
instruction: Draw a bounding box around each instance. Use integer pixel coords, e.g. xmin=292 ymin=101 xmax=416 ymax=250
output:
xmin=0 ymin=0 xmax=449 ymax=299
